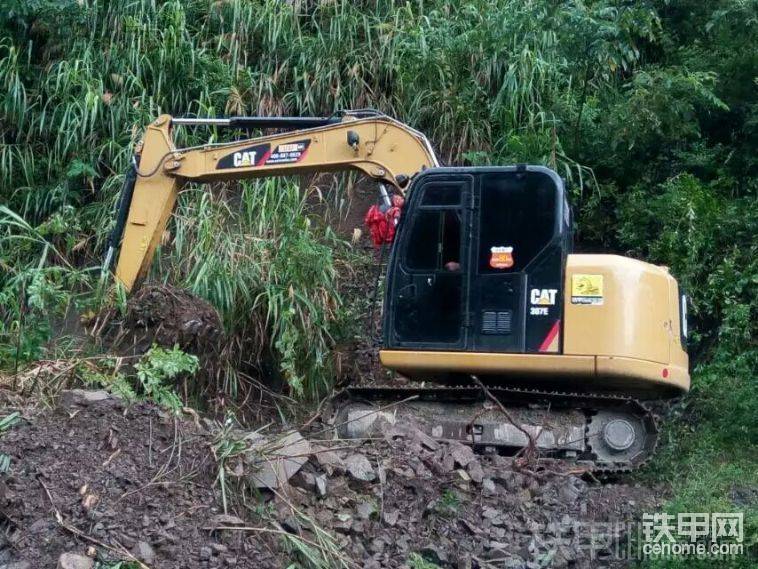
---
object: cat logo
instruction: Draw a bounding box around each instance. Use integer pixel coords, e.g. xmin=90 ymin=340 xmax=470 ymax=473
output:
xmin=530 ymin=288 xmax=558 ymax=306
xmin=233 ymin=150 xmax=258 ymax=167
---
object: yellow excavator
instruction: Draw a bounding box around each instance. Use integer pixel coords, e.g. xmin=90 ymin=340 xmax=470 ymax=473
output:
xmin=105 ymin=110 xmax=689 ymax=471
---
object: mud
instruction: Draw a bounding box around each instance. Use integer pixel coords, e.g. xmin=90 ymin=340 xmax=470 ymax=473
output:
xmin=0 ymin=391 xmax=665 ymax=568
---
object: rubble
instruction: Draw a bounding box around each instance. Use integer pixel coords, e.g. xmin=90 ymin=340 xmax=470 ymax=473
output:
xmin=56 ymin=553 xmax=93 ymax=569
xmin=132 ymin=540 xmax=156 ymax=564
xmin=0 ymin=391 xmax=664 ymax=568
xmin=345 ymin=453 xmax=376 ymax=482
xmin=247 ymin=430 xmax=311 ymax=489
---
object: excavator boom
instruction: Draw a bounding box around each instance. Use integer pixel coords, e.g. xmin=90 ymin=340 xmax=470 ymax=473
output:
xmin=110 ymin=111 xmax=438 ymax=290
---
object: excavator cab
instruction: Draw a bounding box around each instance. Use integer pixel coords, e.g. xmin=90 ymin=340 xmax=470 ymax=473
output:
xmin=381 ymin=166 xmax=689 ymax=400
xmin=384 ymin=166 xmax=569 ymax=355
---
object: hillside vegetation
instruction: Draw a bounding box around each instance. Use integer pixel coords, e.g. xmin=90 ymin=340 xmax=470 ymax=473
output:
xmin=0 ymin=1 xmax=756 ymax=566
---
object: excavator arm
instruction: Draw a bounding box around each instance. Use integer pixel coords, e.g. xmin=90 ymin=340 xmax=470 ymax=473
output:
xmin=107 ymin=111 xmax=438 ymax=291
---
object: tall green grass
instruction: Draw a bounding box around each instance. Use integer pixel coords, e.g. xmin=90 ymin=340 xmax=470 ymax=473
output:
xmin=162 ymin=179 xmax=344 ymax=400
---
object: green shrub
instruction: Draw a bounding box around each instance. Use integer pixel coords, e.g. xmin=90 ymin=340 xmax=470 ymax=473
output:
xmin=134 ymin=345 xmax=199 ymax=412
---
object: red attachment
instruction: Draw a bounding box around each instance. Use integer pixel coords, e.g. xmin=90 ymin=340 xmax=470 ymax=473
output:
xmin=364 ymin=195 xmax=405 ymax=247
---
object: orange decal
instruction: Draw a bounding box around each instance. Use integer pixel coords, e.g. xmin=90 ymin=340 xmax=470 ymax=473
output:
xmin=490 ymin=246 xmax=514 ymax=269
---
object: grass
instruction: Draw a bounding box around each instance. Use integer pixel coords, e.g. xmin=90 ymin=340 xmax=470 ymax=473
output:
xmin=436 ymin=488 xmax=461 ymax=518
xmin=163 ymin=179 xmax=347 ymax=400
xmin=637 ymin=353 xmax=758 ymax=568
xmin=407 ymin=552 xmax=442 ymax=569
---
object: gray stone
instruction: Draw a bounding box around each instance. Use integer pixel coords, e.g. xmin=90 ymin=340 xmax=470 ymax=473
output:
xmin=482 ymin=478 xmax=497 ymax=495
xmin=247 ymin=431 xmax=311 ymax=490
xmin=132 ymin=541 xmax=156 ymax=565
xmin=291 ymin=470 xmax=316 ymax=491
xmin=409 ymin=427 xmax=440 ymax=451
xmin=59 ymin=389 xmax=114 ymax=409
xmin=382 ymin=509 xmax=400 ymax=526
xmin=28 ymin=517 xmax=54 ymax=533
xmin=482 ymin=507 xmax=500 ymax=519
xmin=209 ymin=513 xmax=245 ymax=526
xmin=420 ymin=544 xmax=448 ymax=564
xmin=448 ymin=441 xmax=475 ymax=467
xmin=467 ymin=459 xmax=484 ymax=483
xmin=341 ymin=408 xmax=396 ymax=438
xmin=559 ymin=482 xmax=580 ymax=504
xmin=2 ymin=563 xmax=31 ymax=569
xmin=345 ymin=453 xmax=375 ymax=482
xmin=312 ymin=445 xmax=345 ymax=475
xmin=199 ymin=546 xmax=212 ymax=559
xmin=57 ymin=553 xmax=94 ymax=569
xmin=314 ymin=473 xmax=327 ymax=496
xmin=356 ymin=501 xmax=376 ymax=520
xmin=211 ymin=543 xmax=229 ymax=554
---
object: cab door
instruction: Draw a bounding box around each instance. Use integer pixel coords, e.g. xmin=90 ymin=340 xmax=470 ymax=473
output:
xmin=471 ymin=169 xmax=566 ymax=354
xmin=385 ymin=175 xmax=472 ymax=349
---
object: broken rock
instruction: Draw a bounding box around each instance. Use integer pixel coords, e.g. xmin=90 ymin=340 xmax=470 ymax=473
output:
xmin=382 ymin=509 xmax=400 ymax=526
xmin=132 ymin=540 xmax=156 ymax=565
xmin=57 ymin=553 xmax=94 ymax=569
xmin=355 ymin=500 xmax=376 ymax=520
xmin=420 ymin=543 xmax=449 ymax=564
xmin=209 ymin=513 xmax=245 ymax=527
xmin=341 ymin=408 xmax=396 ymax=438
xmin=482 ymin=478 xmax=497 ymax=495
xmin=247 ymin=431 xmax=311 ymax=490
xmin=59 ymin=389 xmax=114 ymax=409
xmin=312 ymin=444 xmax=345 ymax=475
xmin=345 ymin=453 xmax=375 ymax=482
xmin=448 ymin=441 xmax=475 ymax=468
xmin=467 ymin=459 xmax=485 ymax=483
xmin=314 ymin=473 xmax=327 ymax=496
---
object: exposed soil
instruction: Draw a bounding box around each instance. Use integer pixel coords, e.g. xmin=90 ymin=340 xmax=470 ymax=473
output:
xmin=106 ymin=284 xmax=225 ymax=361
xmin=0 ymin=391 xmax=285 ymax=568
xmin=0 ymin=391 xmax=665 ymax=568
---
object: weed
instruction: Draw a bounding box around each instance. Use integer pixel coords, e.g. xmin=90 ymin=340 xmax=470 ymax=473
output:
xmin=407 ymin=552 xmax=441 ymax=569
xmin=0 ymin=412 xmax=20 ymax=432
xmin=94 ymin=562 xmax=141 ymax=569
xmin=78 ymin=361 xmax=137 ymax=402
xmin=211 ymin=415 xmax=252 ymax=515
xmin=436 ymin=488 xmax=460 ymax=518
xmin=134 ymin=345 xmax=198 ymax=412
xmin=0 ymin=411 xmax=20 ymax=473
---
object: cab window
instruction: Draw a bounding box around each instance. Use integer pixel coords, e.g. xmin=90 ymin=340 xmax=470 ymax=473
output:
xmin=478 ymin=173 xmax=557 ymax=272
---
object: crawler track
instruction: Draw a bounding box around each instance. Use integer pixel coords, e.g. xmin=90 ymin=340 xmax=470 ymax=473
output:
xmin=340 ymin=384 xmax=658 ymax=473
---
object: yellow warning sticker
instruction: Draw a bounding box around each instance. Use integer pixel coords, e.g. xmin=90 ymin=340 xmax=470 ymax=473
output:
xmin=571 ymin=274 xmax=604 ymax=305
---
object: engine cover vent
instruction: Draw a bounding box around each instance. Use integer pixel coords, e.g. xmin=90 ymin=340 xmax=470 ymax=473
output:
xmin=482 ymin=310 xmax=512 ymax=334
